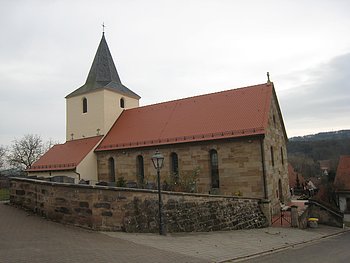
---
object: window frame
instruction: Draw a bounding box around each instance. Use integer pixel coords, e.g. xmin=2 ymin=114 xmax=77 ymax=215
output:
xmin=170 ymin=152 xmax=179 ymax=182
xmin=136 ymin=155 xmax=144 ymax=185
xmin=270 ymin=146 xmax=275 ymax=167
xmin=82 ymin=97 xmax=88 ymax=113
xmin=120 ymin=98 xmax=125 ymax=108
xmin=210 ymin=149 xmax=219 ymax=188
xmin=108 ymin=157 xmax=116 ymax=183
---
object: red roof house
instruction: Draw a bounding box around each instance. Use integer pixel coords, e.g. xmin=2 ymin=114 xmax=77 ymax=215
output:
xmin=334 ymin=155 xmax=350 ymax=217
xmin=334 ymin=156 xmax=350 ymax=191
xmin=288 ymin=163 xmax=305 ymax=189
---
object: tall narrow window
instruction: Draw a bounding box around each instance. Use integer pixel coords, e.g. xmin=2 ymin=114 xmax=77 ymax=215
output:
xmin=120 ymin=98 xmax=125 ymax=108
xmin=108 ymin=157 xmax=115 ymax=183
xmin=278 ymin=179 xmax=283 ymax=202
xmin=210 ymin=149 xmax=219 ymax=188
xmin=281 ymin=147 xmax=284 ymax=165
xmin=83 ymin=98 xmax=88 ymax=113
xmin=270 ymin=146 xmax=275 ymax=167
xmin=136 ymin=155 xmax=144 ymax=185
xmin=170 ymin=152 xmax=179 ymax=182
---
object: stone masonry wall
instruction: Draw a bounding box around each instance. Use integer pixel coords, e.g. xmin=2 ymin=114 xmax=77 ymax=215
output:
xmin=263 ymin=92 xmax=290 ymax=214
xmin=97 ymin=137 xmax=265 ymax=199
xmin=10 ymin=178 xmax=268 ymax=232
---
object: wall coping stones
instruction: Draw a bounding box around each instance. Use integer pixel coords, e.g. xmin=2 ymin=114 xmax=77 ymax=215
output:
xmin=10 ymin=177 xmax=262 ymax=201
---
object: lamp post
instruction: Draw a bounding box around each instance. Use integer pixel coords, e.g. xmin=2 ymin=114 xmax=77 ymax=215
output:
xmin=151 ymin=150 xmax=166 ymax=235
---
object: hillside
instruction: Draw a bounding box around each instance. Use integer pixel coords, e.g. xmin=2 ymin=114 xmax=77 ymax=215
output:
xmin=289 ymin=130 xmax=350 ymax=141
xmin=287 ymin=130 xmax=350 ymax=177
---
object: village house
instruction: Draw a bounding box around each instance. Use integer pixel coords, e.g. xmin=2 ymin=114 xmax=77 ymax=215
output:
xmin=334 ymin=155 xmax=350 ymax=222
xmin=288 ymin=163 xmax=306 ymax=195
xmin=27 ymin=33 xmax=290 ymax=213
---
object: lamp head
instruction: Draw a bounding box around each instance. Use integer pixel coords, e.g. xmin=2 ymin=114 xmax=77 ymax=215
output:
xmin=152 ymin=150 xmax=164 ymax=170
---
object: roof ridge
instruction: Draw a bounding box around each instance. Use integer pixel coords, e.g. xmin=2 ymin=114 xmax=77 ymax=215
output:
xmin=127 ymin=82 xmax=271 ymax=112
xmin=64 ymin=135 xmax=103 ymax=144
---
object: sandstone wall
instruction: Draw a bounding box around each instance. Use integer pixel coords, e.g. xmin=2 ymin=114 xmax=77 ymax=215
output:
xmin=97 ymin=137 xmax=265 ymax=199
xmin=263 ymin=92 xmax=290 ymax=214
xmin=10 ymin=178 xmax=268 ymax=232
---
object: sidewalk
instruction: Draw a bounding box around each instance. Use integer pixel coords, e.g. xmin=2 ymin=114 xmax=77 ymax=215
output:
xmin=1 ymin=202 xmax=348 ymax=263
xmin=104 ymin=225 xmax=348 ymax=262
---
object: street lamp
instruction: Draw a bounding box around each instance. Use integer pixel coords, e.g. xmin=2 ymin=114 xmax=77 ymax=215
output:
xmin=151 ymin=150 xmax=166 ymax=235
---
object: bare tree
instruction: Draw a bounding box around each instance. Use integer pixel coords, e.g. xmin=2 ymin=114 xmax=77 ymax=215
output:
xmin=43 ymin=138 xmax=60 ymax=153
xmin=0 ymin=145 xmax=6 ymax=169
xmin=7 ymin=134 xmax=44 ymax=170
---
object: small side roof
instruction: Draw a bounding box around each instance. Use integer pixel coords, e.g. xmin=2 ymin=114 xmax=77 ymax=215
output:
xmin=334 ymin=155 xmax=350 ymax=191
xmin=96 ymin=83 xmax=276 ymax=151
xmin=27 ymin=136 xmax=103 ymax=172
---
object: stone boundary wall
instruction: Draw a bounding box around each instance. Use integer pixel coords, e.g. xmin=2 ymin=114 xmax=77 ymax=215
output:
xmin=10 ymin=178 xmax=268 ymax=232
xmin=298 ymin=200 xmax=343 ymax=228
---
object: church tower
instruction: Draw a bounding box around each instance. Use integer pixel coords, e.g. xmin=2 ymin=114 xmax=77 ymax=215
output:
xmin=65 ymin=33 xmax=140 ymax=141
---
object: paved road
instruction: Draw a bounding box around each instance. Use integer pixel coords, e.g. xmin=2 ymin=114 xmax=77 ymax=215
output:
xmin=0 ymin=203 xmax=204 ymax=263
xmin=241 ymin=231 xmax=350 ymax=263
xmin=1 ymin=202 xmax=348 ymax=263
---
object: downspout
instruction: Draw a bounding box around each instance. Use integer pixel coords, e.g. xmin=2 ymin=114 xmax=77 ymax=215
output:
xmin=260 ymin=137 xmax=268 ymax=200
xmin=73 ymin=170 xmax=81 ymax=183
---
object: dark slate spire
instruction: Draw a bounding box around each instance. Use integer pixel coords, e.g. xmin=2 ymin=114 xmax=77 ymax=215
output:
xmin=85 ymin=33 xmax=121 ymax=85
xmin=66 ymin=34 xmax=140 ymax=99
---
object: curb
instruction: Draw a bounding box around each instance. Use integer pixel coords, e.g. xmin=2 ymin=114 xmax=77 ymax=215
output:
xmin=220 ymin=227 xmax=350 ymax=262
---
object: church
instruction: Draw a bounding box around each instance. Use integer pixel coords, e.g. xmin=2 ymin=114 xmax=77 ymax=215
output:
xmin=27 ymin=33 xmax=290 ymax=213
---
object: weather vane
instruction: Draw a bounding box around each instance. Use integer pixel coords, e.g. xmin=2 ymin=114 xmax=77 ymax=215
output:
xmin=102 ymin=22 xmax=106 ymax=34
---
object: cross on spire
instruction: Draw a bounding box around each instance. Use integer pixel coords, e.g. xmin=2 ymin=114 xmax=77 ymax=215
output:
xmin=267 ymin=72 xmax=271 ymax=83
xmin=102 ymin=22 xmax=106 ymax=34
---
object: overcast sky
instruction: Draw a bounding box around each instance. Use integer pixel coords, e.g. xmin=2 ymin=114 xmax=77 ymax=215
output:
xmin=1 ymin=0 xmax=350 ymax=146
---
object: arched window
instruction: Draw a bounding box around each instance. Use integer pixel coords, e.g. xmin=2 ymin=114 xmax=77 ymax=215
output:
xmin=120 ymin=98 xmax=125 ymax=108
xmin=108 ymin=157 xmax=115 ymax=183
xmin=210 ymin=149 xmax=219 ymax=188
xmin=170 ymin=152 xmax=179 ymax=182
xmin=82 ymin=97 xmax=88 ymax=113
xmin=136 ymin=155 xmax=144 ymax=185
xmin=270 ymin=146 xmax=275 ymax=167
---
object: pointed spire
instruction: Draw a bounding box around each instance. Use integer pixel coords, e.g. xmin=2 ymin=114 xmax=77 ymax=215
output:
xmin=85 ymin=33 xmax=122 ymax=86
xmin=66 ymin=34 xmax=140 ymax=99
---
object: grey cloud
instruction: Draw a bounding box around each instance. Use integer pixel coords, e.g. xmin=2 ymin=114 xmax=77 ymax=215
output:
xmin=279 ymin=53 xmax=350 ymax=135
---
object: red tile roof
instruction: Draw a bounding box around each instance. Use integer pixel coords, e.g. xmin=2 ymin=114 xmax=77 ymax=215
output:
xmin=27 ymin=136 xmax=103 ymax=172
xmin=334 ymin=155 xmax=350 ymax=191
xmin=96 ymin=83 xmax=274 ymax=151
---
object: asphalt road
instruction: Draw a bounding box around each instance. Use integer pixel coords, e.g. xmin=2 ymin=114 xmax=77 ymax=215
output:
xmin=242 ymin=231 xmax=350 ymax=263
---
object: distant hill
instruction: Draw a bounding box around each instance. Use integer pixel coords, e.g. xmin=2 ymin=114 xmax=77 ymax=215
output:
xmin=289 ymin=130 xmax=350 ymax=142
xmin=287 ymin=130 xmax=350 ymax=177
